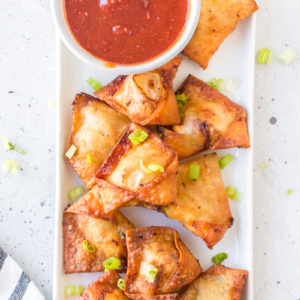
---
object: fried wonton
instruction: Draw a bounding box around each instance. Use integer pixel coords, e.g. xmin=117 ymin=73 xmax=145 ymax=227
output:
xmin=95 ymin=123 xmax=178 ymax=214
xmin=125 ymin=227 xmax=202 ymax=299
xmin=66 ymin=93 xmax=130 ymax=190
xmin=180 ymin=265 xmax=248 ymax=300
xmin=183 ymin=0 xmax=259 ymax=69
xmin=94 ymin=57 xmax=182 ymax=125
xmin=78 ymin=270 xmax=129 ymax=300
xmin=63 ymin=209 xmax=134 ymax=274
xmin=159 ymin=75 xmax=250 ymax=160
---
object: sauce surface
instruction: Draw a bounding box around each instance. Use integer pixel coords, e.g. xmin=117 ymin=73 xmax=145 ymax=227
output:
xmin=64 ymin=0 xmax=188 ymax=65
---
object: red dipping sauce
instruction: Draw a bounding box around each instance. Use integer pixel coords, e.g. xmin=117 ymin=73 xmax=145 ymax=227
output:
xmin=64 ymin=0 xmax=188 ymax=65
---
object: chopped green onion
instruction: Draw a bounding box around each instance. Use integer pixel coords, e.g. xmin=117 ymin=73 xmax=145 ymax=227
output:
xmin=47 ymin=100 xmax=56 ymax=108
xmin=140 ymin=159 xmax=152 ymax=174
xmin=65 ymin=285 xmax=84 ymax=297
xmin=128 ymin=129 xmax=148 ymax=146
xmin=86 ymin=76 xmax=103 ymax=91
xmin=65 ymin=144 xmax=77 ymax=159
xmin=257 ymin=48 xmax=273 ymax=64
xmin=218 ymin=154 xmax=233 ymax=169
xmin=68 ymin=185 xmax=84 ymax=200
xmin=212 ymin=253 xmax=228 ymax=265
xmin=2 ymin=159 xmax=19 ymax=174
xmin=140 ymin=261 xmax=158 ymax=283
xmin=259 ymin=162 xmax=269 ymax=168
xmin=286 ymin=188 xmax=294 ymax=196
xmin=176 ymin=94 xmax=188 ymax=118
xmin=226 ymin=186 xmax=243 ymax=202
xmin=82 ymin=240 xmax=96 ymax=252
xmin=189 ymin=164 xmax=200 ymax=180
xmin=11 ymin=167 xmax=19 ymax=176
xmin=87 ymin=154 xmax=92 ymax=164
xmin=8 ymin=142 xmax=26 ymax=155
xmin=154 ymin=131 xmax=162 ymax=138
xmin=118 ymin=231 xmax=126 ymax=239
xmin=279 ymin=49 xmax=297 ymax=65
xmin=207 ymin=78 xmax=223 ymax=91
xmin=117 ymin=278 xmax=125 ymax=290
xmin=147 ymin=163 xmax=164 ymax=173
xmin=103 ymin=257 xmax=121 ymax=271
xmin=1 ymin=135 xmax=10 ymax=150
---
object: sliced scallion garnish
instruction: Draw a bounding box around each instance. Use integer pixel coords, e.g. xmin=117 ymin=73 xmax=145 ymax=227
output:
xmin=68 ymin=185 xmax=84 ymax=200
xmin=176 ymin=93 xmax=188 ymax=118
xmin=103 ymin=257 xmax=121 ymax=271
xmin=257 ymin=48 xmax=273 ymax=64
xmin=259 ymin=162 xmax=269 ymax=168
xmin=189 ymin=164 xmax=200 ymax=180
xmin=128 ymin=129 xmax=148 ymax=146
xmin=207 ymin=78 xmax=223 ymax=91
xmin=154 ymin=131 xmax=162 ymax=138
xmin=2 ymin=159 xmax=19 ymax=175
xmin=65 ymin=285 xmax=84 ymax=297
xmin=65 ymin=144 xmax=77 ymax=159
xmin=218 ymin=154 xmax=233 ymax=169
xmin=226 ymin=186 xmax=243 ymax=202
xmin=117 ymin=278 xmax=125 ymax=290
xmin=286 ymin=188 xmax=294 ymax=196
xmin=140 ymin=160 xmax=164 ymax=174
xmin=140 ymin=261 xmax=158 ymax=283
xmin=1 ymin=135 xmax=10 ymax=150
xmin=87 ymin=76 xmax=103 ymax=91
xmin=212 ymin=252 xmax=228 ymax=265
xmin=82 ymin=240 xmax=96 ymax=253
xmin=279 ymin=49 xmax=297 ymax=65
xmin=8 ymin=142 xmax=26 ymax=155
xmin=87 ymin=154 xmax=92 ymax=164
xmin=118 ymin=231 xmax=126 ymax=239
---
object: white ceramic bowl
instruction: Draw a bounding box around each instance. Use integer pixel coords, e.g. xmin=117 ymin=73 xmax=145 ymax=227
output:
xmin=51 ymin=0 xmax=200 ymax=75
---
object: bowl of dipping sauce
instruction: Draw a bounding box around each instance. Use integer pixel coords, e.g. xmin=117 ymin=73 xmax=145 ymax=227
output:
xmin=51 ymin=0 xmax=200 ymax=74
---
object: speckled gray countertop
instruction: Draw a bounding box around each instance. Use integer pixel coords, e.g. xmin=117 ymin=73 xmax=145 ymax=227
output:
xmin=0 ymin=1 xmax=299 ymax=299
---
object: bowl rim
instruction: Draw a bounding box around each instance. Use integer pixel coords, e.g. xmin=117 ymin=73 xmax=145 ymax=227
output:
xmin=51 ymin=0 xmax=200 ymax=75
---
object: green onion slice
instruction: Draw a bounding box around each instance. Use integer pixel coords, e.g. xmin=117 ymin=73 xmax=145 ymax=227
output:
xmin=279 ymin=49 xmax=297 ymax=65
xmin=140 ymin=160 xmax=164 ymax=174
xmin=140 ymin=159 xmax=152 ymax=174
xmin=207 ymin=78 xmax=223 ymax=91
xmin=87 ymin=76 xmax=103 ymax=91
xmin=176 ymin=93 xmax=188 ymax=118
xmin=154 ymin=131 xmax=162 ymax=138
xmin=68 ymin=185 xmax=84 ymax=200
xmin=128 ymin=129 xmax=148 ymax=146
xmin=65 ymin=144 xmax=77 ymax=159
xmin=2 ymin=159 xmax=19 ymax=174
xmin=65 ymin=285 xmax=84 ymax=297
xmin=8 ymin=142 xmax=26 ymax=155
xmin=219 ymin=154 xmax=233 ymax=169
xmin=212 ymin=253 xmax=228 ymax=265
xmin=118 ymin=231 xmax=126 ymax=239
xmin=117 ymin=278 xmax=125 ymax=290
xmin=257 ymin=48 xmax=273 ymax=64
xmin=286 ymin=188 xmax=294 ymax=196
xmin=82 ymin=240 xmax=96 ymax=252
xmin=140 ymin=261 xmax=158 ymax=283
xmin=226 ymin=186 xmax=243 ymax=202
xmin=103 ymin=257 xmax=121 ymax=271
xmin=259 ymin=162 xmax=269 ymax=168
xmin=87 ymin=154 xmax=92 ymax=164
xmin=1 ymin=135 xmax=10 ymax=150
xmin=189 ymin=164 xmax=200 ymax=180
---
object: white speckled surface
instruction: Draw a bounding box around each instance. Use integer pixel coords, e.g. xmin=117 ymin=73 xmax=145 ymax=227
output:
xmin=0 ymin=0 xmax=299 ymax=299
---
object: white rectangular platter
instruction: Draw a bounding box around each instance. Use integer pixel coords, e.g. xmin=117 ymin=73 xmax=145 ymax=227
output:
xmin=53 ymin=14 xmax=255 ymax=300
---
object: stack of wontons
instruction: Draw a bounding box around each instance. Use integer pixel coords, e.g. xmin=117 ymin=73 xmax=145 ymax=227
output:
xmin=63 ymin=0 xmax=258 ymax=298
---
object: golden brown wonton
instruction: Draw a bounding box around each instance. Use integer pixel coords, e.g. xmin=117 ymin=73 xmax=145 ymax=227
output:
xmin=63 ymin=208 xmax=134 ymax=274
xmin=94 ymin=57 xmax=182 ymax=125
xmin=183 ymin=0 xmax=259 ymax=69
xmin=125 ymin=227 xmax=202 ymax=299
xmin=78 ymin=270 xmax=129 ymax=300
xmin=180 ymin=265 xmax=248 ymax=300
xmin=146 ymin=153 xmax=233 ymax=249
xmin=95 ymin=123 xmax=178 ymax=214
xmin=159 ymin=75 xmax=250 ymax=160
xmin=66 ymin=93 xmax=130 ymax=190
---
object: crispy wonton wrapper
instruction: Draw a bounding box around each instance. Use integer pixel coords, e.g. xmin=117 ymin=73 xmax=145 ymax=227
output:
xmin=66 ymin=93 xmax=130 ymax=190
xmin=78 ymin=270 xmax=129 ymax=300
xmin=63 ymin=208 xmax=134 ymax=274
xmin=95 ymin=123 xmax=178 ymax=214
xmin=125 ymin=226 xmax=202 ymax=299
xmin=183 ymin=0 xmax=259 ymax=69
xmin=94 ymin=57 xmax=182 ymax=125
xmin=180 ymin=265 xmax=248 ymax=300
xmin=159 ymin=75 xmax=250 ymax=160
xmin=140 ymin=153 xmax=233 ymax=249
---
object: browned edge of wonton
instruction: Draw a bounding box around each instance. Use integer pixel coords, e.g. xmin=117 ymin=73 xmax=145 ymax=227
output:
xmin=94 ymin=58 xmax=182 ymax=125
xmin=63 ymin=210 xmax=134 ymax=274
xmin=78 ymin=270 xmax=130 ymax=300
xmin=66 ymin=92 xmax=130 ymax=190
xmin=180 ymin=265 xmax=248 ymax=300
xmin=125 ymin=226 xmax=202 ymax=299
xmin=95 ymin=123 xmax=178 ymax=214
xmin=182 ymin=0 xmax=259 ymax=69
